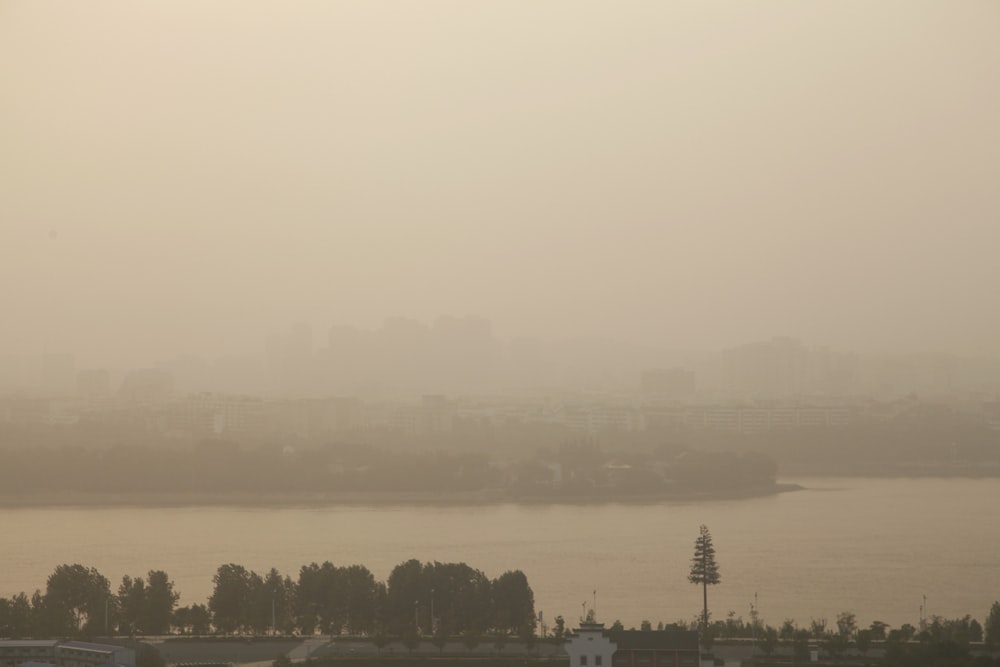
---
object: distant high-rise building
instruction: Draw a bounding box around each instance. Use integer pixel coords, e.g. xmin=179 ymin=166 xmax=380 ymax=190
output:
xmin=641 ymin=367 xmax=696 ymax=400
xmin=76 ymin=368 xmax=110 ymax=399
xmin=40 ymin=353 xmax=75 ymax=395
xmin=724 ymin=337 xmax=807 ymax=398
xmin=119 ymin=368 xmax=174 ymax=403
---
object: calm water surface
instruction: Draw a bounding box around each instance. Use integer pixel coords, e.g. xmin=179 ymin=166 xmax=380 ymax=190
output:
xmin=2 ymin=477 xmax=998 ymax=630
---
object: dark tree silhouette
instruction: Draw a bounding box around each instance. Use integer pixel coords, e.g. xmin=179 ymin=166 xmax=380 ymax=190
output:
xmin=688 ymin=525 xmax=721 ymax=636
xmin=987 ymin=601 xmax=1000 ymax=648
xmin=44 ymin=564 xmax=112 ymax=635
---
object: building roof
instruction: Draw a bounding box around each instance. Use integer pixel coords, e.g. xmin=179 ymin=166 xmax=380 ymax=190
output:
xmin=0 ymin=641 xmax=60 ymax=648
xmin=59 ymin=642 xmax=125 ymax=653
xmin=605 ymin=630 xmax=700 ymax=651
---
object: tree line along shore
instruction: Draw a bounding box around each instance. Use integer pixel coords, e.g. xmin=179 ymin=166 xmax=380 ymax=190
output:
xmin=3 ymin=562 xmax=999 ymax=651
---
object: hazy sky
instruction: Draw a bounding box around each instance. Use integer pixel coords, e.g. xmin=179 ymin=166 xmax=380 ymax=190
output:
xmin=2 ymin=1 xmax=999 ymax=367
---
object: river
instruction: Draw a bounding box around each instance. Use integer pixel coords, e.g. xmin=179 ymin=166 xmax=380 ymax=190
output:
xmin=2 ymin=477 xmax=997 ymax=631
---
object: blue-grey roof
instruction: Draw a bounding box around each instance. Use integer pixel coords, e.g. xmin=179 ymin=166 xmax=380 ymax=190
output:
xmin=0 ymin=641 xmax=60 ymax=648
xmin=606 ymin=630 xmax=701 ymax=651
xmin=59 ymin=642 xmax=125 ymax=653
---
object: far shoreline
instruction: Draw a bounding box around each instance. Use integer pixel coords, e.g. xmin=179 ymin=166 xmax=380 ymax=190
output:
xmin=0 ymin=482 xmax=803 ymax=510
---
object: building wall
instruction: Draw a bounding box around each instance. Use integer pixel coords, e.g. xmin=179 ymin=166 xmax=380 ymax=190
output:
xmin=565 ymin=624 xmax=617 ymax=667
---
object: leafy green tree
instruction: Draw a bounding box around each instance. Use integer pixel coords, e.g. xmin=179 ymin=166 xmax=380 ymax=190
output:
xmin=887 ymin=623 xmax=917 ymax=643
xmin=855 ymin=629 xmax=873 ymax=656
xmin=491 ymin=570 xmax=535 ymax=635
xmin=44 ymin=564 xmax=112 ymax=635
xmin=492 ymin=630 xmax=509 ymax=654
xmin=640 ymin=620 xmax=653 ymax=631
xmin=118 ymin=575 xmax=148 ymax=635
xmin=553 ymin=615 xmax=566 ymax=641
xmin=145 ymin=571 xmax=179 ymax=635
xmin=32 ymin=590 xmax=58 ymax=637
xmin=869 ymin=620 xmax=889 ymax=641
xmin=2 ymin=592 xmax=32 ymax=638
xmin=173 ymin=603 xmax=211 ymax=635
xmin=985 ymin=601 xmax=1000 ymax=648
xmin=294 ymin=562 xmax=334 ymax=634
xmin=969 ymin=619 xmax=983 ymax=643
xmin=611 ymin=619 xmax=624 ymax=631
xmin=688 ymin=525 xmax=721 ymax=635
xmin=209 ymin=563 xmax=254 ymax=633
xmin=386 ymin=559 xmax=424 ymax=635
xmin=780 ymin=619 xmax=797 ymax=640
xmin=760 ymin=626 xmax=779 ymax=656
xmin=836 ymin=611 xmax=857 ymax=638
xmin=338 ymin=564 xmax=380 ymax=634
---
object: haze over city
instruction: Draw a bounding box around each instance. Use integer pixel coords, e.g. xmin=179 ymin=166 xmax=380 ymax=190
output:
xmin=3 ymin=1 xmax=1000 ymax=371
xmin=3 ymin=2 xmax=1000 ymax=664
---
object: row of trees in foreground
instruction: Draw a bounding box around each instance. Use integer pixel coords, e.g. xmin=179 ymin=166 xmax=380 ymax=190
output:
xmin=0 ymin=560 xmax=535 ymax=640
xmin=602 ymin=607 xmax=1000 ymax=650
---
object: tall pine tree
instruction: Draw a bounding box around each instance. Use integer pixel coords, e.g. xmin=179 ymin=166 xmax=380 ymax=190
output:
xmin=688 ymin=525 xmax=721 ymax=637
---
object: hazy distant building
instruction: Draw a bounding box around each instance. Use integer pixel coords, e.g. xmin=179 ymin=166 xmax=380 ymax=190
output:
xmin=550 ymin=404 xmax=645 ymax=435
xmin=166 ymin=392 xmax=264 ymax=436
xmin=267 ymin=323 xmax=316 ymax=396
xmin=40 ymin=353 xmax=75 ymax=395
xmin=725 ymin=337 xmax=807 ymax=398
xmin=119 ymin=368 xmax=173 ymax=404
xmin=641 ymin=367 xmax=696 ymax=401
xmin=262 ymin=396 xmax=363 ymax=438
xmin=658 ymin=404 xmax=853 ymax=433
xmin=421 ymin=394 xmax=454 ymax=433
xmin=76 ymin=368 xmax=110 ymax=399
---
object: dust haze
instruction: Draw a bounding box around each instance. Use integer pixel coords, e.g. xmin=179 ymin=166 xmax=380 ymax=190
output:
xmin=2 ymin=2 xmax=1000 ymax=476
xmin=5 ymin=2 xmax=1000 ymax=652
xmin=2 ymin=1 xmax=999 ymax=374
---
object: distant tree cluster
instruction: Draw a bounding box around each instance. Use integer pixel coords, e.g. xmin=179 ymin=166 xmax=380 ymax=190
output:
xmin=0 ymin=434 xmax=780 ymax=503
xmin=0 ymin=441 xmax=499 ymax=496
xmin=0 ymin=560 xmax=535 ymax=640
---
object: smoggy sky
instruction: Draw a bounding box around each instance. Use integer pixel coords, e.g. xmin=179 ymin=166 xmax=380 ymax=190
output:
xmin=2 ymin=1 xmax=999 ymax=367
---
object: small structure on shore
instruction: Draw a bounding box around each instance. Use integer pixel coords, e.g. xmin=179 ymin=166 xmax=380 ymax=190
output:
xmin=564 ymin=622 xmax=703 ymax=667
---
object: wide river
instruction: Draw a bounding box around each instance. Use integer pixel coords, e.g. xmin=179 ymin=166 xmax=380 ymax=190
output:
xmin=2 ymin=477 xmax=998 ymax=632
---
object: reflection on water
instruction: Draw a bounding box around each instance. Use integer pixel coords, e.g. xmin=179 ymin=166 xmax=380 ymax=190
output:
xmin=2 ymin=477 xmax=998 ymax=629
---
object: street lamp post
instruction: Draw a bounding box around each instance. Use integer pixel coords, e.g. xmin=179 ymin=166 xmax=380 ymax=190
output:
xmin=430 ymin=589 xmax=435 ymax=635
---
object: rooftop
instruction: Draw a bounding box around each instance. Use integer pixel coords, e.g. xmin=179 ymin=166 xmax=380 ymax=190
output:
xmin=606 ymin=630 xmax=700 ymax=651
